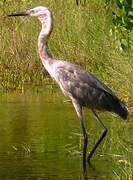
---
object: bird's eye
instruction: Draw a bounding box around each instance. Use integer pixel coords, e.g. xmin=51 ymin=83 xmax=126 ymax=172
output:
xmin=30 ymin=9 xmax=35 ymax=14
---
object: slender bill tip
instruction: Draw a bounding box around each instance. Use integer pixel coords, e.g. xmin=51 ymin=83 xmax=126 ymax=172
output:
xmin=7 ymin=12 xmax=29 ymax=17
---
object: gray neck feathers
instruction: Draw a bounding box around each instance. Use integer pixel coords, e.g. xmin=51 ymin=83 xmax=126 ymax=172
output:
xmin=38 ymin=12 xmax=52 ymax=62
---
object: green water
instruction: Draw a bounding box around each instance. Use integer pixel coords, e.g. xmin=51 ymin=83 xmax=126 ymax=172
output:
xmin=0 ymin=91 xmax=132 ymax=179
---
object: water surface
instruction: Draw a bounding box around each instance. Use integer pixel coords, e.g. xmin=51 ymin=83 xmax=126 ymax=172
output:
xmin=0 ymin=91 xmax=132 ymax=179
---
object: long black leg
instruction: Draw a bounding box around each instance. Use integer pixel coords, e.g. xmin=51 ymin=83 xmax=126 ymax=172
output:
xmin=72 ymin=100 xmax=88 ymax=172
xmin=87 ymin=110 xmax=108 ymax=162
xmin=80 ymin=115 xmax=88 ymax=170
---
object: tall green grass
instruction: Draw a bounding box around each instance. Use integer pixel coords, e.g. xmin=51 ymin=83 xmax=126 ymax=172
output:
xmin=0 ymin=0 xmax=132 ymax=101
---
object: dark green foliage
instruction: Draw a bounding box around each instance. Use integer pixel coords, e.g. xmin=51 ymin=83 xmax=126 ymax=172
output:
xmin=75 ymin=0 xmax=87 ymax=6
xmin=107 ymin=0 xmax=133 ymax=51
xmin=76 ymin=0 xmax=133 ymax=52
xmin=112 ymin=0 xmax=133 ymax=30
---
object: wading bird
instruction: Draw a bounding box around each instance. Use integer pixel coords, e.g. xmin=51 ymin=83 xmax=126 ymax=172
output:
xmin=8 ymin=6 xmax=128 ymax=167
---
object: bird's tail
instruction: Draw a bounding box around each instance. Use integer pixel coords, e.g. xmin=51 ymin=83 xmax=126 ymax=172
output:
xmin=105 ymin=93 xmax=128 ymax=120
xmin=113 ymin=100 xmax=128 ymax=119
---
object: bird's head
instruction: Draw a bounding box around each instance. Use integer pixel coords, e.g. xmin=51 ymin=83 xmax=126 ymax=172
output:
xmin=8 ymin=6 xmax=52 ymax=35
xmin=8 ymin=6 xmax=51 ymax=19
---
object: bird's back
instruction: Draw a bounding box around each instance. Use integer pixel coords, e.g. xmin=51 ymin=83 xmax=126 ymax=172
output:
xmin=53 ymin=60 xmax=128 ymax=119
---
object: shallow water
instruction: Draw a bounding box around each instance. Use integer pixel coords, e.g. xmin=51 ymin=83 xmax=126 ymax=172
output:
xmin=0 ymin=91 xmax=132 ymax=179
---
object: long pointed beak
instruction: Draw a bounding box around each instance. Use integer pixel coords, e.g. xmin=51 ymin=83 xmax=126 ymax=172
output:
xmin=7 ymin=11 xmax=29 ymax=17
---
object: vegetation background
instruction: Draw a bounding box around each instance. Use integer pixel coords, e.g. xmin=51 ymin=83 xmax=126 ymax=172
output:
xmin=0 ymin=0 xmax=133 ymax=103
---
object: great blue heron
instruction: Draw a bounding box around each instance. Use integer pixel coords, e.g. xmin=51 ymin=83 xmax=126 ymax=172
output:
xmin=8 ymin=6 xmax=128 ymax=167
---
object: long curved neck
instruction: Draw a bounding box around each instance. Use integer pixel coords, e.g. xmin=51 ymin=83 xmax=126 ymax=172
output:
xmin=38 ymin=13 xmax=52 ymax=64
